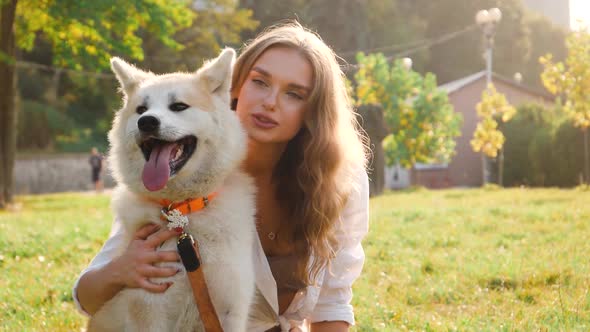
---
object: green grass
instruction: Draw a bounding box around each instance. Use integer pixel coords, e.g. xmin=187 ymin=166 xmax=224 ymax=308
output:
xmin=353 ymin=187 xmax=590 ymax=331
xmin=0 ymin=192 xmax=112 ymax=331
xmin=1 ymin=188 xmax=590 ymax=331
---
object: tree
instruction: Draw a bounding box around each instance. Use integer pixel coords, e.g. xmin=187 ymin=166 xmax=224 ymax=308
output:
xmin=356 ymin=104 xmax=388 ymax=197
xmin=540 ymin=29 xmax=590 ymax=183
xmin=141 ymin=0 xmax=258 ymax=73
xmin=0 ymin=0 xmax=194 ymax=207
xmin=415 ymin=0 xmax=530 ymax=84
xmin=521 ymin=13 xmax=567 ymax=91
xmin=470 ymin=84 xmax=516 ymax=184
xmin=1 ymin=0 xmax=19 ymax=209
xmin=238 ymin=0 xmax=427 ymax=66
xmin=354 ymin=52 xmax=462 ymax=168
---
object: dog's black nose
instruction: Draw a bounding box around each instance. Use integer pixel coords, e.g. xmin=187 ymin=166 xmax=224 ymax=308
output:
xmin=138 ymin=115 xmax=160 ymax=133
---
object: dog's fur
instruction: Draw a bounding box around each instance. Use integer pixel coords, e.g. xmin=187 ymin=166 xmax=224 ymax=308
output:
xmin=87 ymin=49 xmax=256 ymax=332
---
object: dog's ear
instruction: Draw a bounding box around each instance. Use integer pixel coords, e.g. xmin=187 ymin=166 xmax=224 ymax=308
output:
xmin=110 ymin=57 xmax=153 ymax=96
xmin=198 ymin=48 xmax=236 ymax=102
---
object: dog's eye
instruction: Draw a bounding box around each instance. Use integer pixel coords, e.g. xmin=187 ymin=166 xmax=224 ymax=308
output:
xmin=169 ymin=102 xmax=190 ymax=112
xmin=136 ymin=105 xmax=148 ymax=114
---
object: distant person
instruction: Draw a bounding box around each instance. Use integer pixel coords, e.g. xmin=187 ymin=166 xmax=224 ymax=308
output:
xmin=89 ymin=147 xmax=104 ymax=192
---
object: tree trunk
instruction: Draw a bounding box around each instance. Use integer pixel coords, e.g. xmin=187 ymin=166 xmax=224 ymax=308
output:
xmin=584 ymin=128 xmax=589 ymax=184
xmin=357 ymin=104 xmax=388 ymax=196
xmin=498 ymin=148 xmax=504 ymax=187
xmin=0 ymin=0 xmax=18 ymax=208
xmin=481 ymin=153 xmax=488 ymax=185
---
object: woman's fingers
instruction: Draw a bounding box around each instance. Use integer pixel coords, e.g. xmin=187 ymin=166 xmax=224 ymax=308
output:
xmin=137 ymin=278 xmax=173 ymax=293
xmin=133 ymin=223 xmax=160 ymax=240
xmin=140 ymin=265 xmax=179 ymax=278
xmin=144 ymin=250 xmax=181 ymax=263
xmin=145 ymin=228 xmax=179 ymax=248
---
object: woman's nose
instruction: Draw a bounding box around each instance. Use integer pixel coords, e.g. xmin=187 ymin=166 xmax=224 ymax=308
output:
xmin=262 ymin=88 xmax=279 ymax=111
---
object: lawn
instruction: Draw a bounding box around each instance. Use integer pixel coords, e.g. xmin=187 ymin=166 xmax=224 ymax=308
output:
xmin=1 ymin=188 xmax=589 ymax=331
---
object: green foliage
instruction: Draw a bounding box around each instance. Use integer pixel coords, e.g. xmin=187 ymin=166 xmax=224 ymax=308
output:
xmin=17 ymin=100 xmax=73 ymax=150
xmin=141 ymin=0 xmax=258 ymax=73
xmin=12 ymin=1 xmax=258 ymax=153
xmin=55 ymin=128 xmax=108 ymax=153
xmin=238 ymin=0 xmax=428 ymax=65
xmin=354 ymin=52 xmax=461 ymax=168
xmin=540 ymin=29 xmax=590 ymax=182
xmin=14 ymin=0 xmax=194 ymax=70
xmin=551 ymin=119 xmax=585 ymax=186
xmin=500 ymin=103 xmax=583 ymax=187
xmin=501 ymin=103 xmax=554 ymax=186
xmin=522 ymin=13 xmax=568 ymax=90
xmin=540 ymin=29 xmax=590 ymax=129
xmin=471 ymin=84 xmax=516 ymax=158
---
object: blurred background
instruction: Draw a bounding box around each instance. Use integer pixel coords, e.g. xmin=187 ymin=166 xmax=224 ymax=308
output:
xmin=0 ymin=0 xmax=589 ymax=198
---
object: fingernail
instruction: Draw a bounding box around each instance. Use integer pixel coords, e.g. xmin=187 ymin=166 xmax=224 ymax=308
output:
xmin=166 ymin=282 xmax=173 ymax=289
xmin=176 ymin=268 xmax=182 ymax=274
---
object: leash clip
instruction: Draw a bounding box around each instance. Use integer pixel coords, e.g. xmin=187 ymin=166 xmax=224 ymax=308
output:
xmin=177 ymin=232 xmax=200 ymax=272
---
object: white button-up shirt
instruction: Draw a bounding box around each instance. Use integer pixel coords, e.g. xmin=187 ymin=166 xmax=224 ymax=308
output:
xmin=73 ymin=170 xmax=369 ymax=332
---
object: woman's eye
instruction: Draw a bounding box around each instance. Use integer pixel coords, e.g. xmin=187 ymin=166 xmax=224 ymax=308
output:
xmin=252 ymin=79 xmax=267 ymax=87
xmin=136 ymin=105 xmax=148 ymax=114
xmin=287 ymin=92 xmax=303 ymax=100
xmin=169 ymin=102 xmax=190 ymax=112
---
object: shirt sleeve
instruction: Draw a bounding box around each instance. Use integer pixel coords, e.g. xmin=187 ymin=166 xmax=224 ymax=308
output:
xmin=72 ymin=217 xmax=129 ymax=316
xmin=309 ymin=169 xmax=370 ymax=325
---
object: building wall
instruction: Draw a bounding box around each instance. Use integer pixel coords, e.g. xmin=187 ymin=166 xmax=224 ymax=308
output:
xmin=384 ymin=164 xmax=411 ymax=189
xmin=14 ymin=154 xmax=116 ymax=194
xmin=411 ymin=168 xmax=451 ymax=189
xmin=447 ymin=78 xmax=552 ymax=187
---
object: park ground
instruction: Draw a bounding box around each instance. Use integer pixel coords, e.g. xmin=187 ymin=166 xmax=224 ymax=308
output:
xmin=1 ymin=187 xmax=589 ymax=331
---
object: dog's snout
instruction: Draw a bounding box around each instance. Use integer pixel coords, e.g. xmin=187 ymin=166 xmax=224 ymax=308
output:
xmin=138 ymin=115 xmax=160 ymax=133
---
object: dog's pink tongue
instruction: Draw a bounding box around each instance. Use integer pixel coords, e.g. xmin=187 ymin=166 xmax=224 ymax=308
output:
xmin=142 ymin=143 xmax=175 ymax=191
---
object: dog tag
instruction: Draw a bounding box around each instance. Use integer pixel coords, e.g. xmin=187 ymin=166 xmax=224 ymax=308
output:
xmin=177 ymin=232 xmax=201 ymax=272
xmin=161 ymin=208 xmax=189 ymax=231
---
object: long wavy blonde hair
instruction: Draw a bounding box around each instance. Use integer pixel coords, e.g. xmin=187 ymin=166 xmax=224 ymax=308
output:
xmin=231 ymin=22 xmax=367 ymax=285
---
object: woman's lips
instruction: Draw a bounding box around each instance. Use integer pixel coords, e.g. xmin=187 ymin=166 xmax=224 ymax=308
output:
xmin=252 ymin=113 xmax=278 ymax=129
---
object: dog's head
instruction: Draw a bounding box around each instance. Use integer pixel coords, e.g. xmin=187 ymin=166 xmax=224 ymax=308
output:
xmin=108 ymin=48 xmax=245 ymax=201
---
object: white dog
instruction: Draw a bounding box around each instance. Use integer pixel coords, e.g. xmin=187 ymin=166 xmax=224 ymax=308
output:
xmin=87 ymin=48 xmax=256 ymax=332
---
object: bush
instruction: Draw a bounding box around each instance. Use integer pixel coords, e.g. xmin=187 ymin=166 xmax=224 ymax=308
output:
xmin=501 ymin=103 xmax=554 ymax=186
xmin=550 ymin=119 xmax=584 ymax=186
xmin=17 ymin=100 xmax=73 ymax=150
xmin=500 ymin=103 xmax=583 ymax=187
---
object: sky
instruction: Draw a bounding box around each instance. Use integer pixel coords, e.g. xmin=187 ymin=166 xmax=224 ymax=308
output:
xmin=570 ymin=0 xmax=590 ymax=30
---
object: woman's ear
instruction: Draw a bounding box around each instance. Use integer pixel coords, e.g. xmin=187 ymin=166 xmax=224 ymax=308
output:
xmin=231 ymin=98 xmax=238 ymax=111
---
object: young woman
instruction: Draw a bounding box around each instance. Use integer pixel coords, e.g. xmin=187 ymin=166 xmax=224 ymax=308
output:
xmin=74 ymin=22 xmax=369 ymax=332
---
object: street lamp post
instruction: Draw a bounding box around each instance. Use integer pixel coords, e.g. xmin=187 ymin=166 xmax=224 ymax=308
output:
xmin=475 ymin=8 xmax=502 ymax=185
xmin=476 ymin=8 xmax=502 ymax=86
xmin=402 ymin=57 xmax=413 ymax=71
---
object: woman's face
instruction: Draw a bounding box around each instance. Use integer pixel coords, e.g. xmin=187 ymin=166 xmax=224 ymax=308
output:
xmin=235 ymin=46 xmax=313 ymax=145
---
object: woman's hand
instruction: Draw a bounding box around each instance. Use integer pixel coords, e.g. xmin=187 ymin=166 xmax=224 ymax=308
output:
xmin=76 ymin=223 xmax=181 ymax=315
xmin=108 ymin=223 xmax=181 ymax=292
